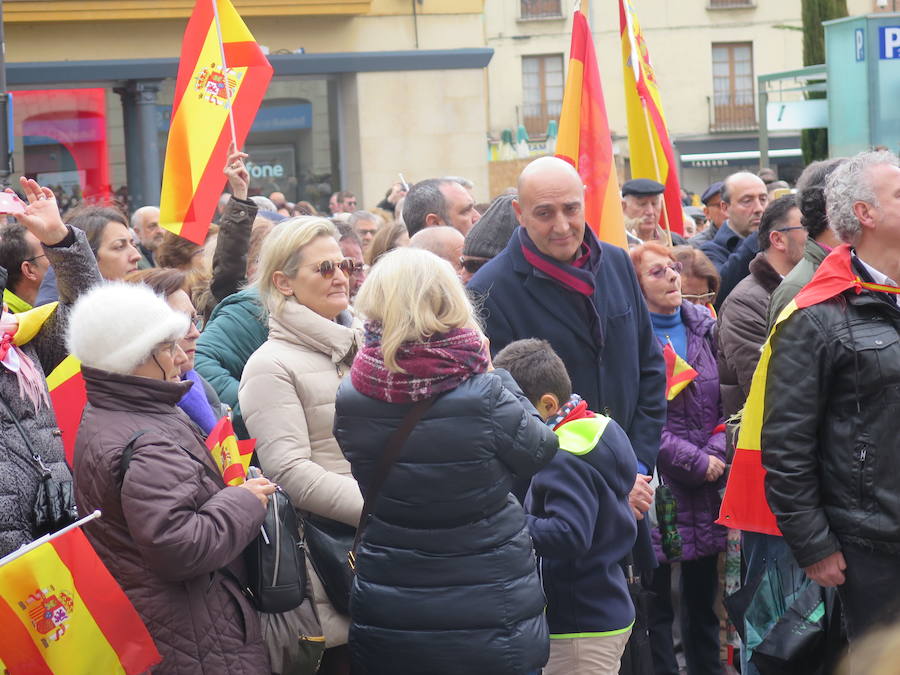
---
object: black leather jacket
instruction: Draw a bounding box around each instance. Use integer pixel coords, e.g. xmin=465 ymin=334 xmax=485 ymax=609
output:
xmin=761 ymin=282 xmax=900 ymax=567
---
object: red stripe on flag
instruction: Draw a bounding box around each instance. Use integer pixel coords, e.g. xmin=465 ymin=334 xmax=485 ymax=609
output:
xmin=177 ymin=63 xmax=272 ymax=243
xmin=716 ymin=446 xmax=781 ymax=536
xmin=0 ymin=594 xmax=54 ymax=674
xmin=48 ymin=370 xmax=87 ymax=467
xmin=224 ymin=41 xmax=271 ymax=67
xmin=172 ymin=1 xmax=215 ymax=111
xmin=52 ymin=529 xmax=161 ymax=674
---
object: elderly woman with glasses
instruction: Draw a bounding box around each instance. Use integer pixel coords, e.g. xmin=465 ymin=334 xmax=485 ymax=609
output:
xmin=239 ymin=217 xmax=364 ymax=675
xmin=628 ymin=242 xmax=727 ymax=675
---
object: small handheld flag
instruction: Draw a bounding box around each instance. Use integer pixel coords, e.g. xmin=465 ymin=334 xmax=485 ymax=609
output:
xmin=206 ymin=416 xmax=254 ymax=485
xmin=663 ymin=341 xmax=698 ymax=401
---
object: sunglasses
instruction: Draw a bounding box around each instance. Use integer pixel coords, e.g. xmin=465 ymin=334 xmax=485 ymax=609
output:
xmin=646 ymin=261 xmax=683 ymax=279
xmin=459 ymin=256 xmax=490 ymax=275
xmin=309 ymin=258 xmax=358 ymax=278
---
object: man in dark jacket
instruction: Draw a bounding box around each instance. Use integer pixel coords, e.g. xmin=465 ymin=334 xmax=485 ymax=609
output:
xmin=718 ymin=195 xmax=805 ymax=420
xmin=689 ymin=181 xmax=726 ymax=247
xmin=762 ymin=151 xmax=900 ymax=643
xmin=700 ymin=172 xmax=768 ymax=308
xmin=467 ymin=156 xmax=666 ymax=556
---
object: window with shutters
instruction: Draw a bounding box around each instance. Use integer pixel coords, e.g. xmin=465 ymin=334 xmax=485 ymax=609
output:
xmin=711 ymin=42 xmax=756 ymax=131
xmin=522 ymin=54 xmax=564 ymax=137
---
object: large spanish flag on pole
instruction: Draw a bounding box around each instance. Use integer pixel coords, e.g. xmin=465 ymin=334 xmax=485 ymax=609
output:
xmin=716 ymin=245 xmax=900 ymax=535
xmin=555 ymin=10 xmax=628 ymax=250
xmin=0 ymin=512 xmax=161 ymax=674
xmin=619 ymin=0 xmax=683 ymax=236
xmin=160 ymin=0 xmax=273 ymax=244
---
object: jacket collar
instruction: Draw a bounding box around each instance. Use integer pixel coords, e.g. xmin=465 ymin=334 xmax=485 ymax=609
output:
xmin=805 ymin=237 xmax=830 ymax=266
xmin=268 ymin=300 xmax=360 ymax=364
xmin=83 ymin=365 xmax=192 ymax=413
xmin=507 ymin=228 xmax=603 ymax=351
xmin=748 ymin=252 xmax=783 ymax=294
xmin=712 ymin=220 xmax=743 ymax=252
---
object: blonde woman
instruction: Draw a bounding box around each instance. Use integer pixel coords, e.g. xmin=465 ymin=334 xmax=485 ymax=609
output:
xmin=239 ymin=217 xmax=363 ymax=675
xmin=333 ymin=247 xmax=558 ymax=675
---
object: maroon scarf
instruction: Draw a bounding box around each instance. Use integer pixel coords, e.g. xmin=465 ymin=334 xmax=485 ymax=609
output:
xmin=351 ymin=322 xmax=489 ymax=403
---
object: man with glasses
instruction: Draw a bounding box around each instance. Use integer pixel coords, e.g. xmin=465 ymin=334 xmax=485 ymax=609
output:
xmin=0 ymin=222 xmax=51 ymax=312
xmin=700 ymin=172 xmax=769 ymax=308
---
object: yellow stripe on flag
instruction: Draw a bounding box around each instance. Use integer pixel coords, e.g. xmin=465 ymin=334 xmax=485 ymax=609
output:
xmin=45 ymin=354 xmax=82 ymax=391
xmin=0 ymin=542 xmax=125 ymax=675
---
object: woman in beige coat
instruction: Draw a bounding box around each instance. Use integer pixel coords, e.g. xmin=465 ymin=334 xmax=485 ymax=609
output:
xmin=240 ymin=217 xmax=363 ymax=675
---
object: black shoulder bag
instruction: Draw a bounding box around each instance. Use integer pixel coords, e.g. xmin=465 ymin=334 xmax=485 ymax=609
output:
xmin=120 ymin=431 xmax=305 ymax=614
xmin=303 ymin=396 xmax=436 ymax=616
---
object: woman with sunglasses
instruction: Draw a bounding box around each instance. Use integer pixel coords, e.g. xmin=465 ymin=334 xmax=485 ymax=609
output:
xmin=629 ymin=242 xmax=727 ymax=675
xmin=240 ymin=217 xmax=363 ymax=675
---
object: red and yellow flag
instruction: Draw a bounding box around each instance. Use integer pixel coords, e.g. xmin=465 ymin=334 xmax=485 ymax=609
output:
xmin=663 ymin=342 xmax=698 ymax=401
xmin=0 ymin=526 xmax=160 ymax=674
xmin=619 ymin=0 xmax=683 ymax=235
xmin=207 ymin=417 xmax=254 ymax=486
xmin=555 ymin=10 xmax=628 ymax=250
xmin=160 ymin=0 xmax=273 ymax=244
xmin=47 ymin=355 xmax=86 ymax=467
xmin=717 ymin=245 xmax=900 ymax=535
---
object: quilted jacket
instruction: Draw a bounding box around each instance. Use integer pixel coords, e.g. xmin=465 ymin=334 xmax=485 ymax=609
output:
xmin=73 ymin=366 xmax=268 ymax=674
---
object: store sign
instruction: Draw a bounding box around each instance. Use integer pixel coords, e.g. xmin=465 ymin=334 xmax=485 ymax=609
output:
xmin=685 ymin=159 xmax=730 ymax=168
xmin=766 ymin=100 xmax=828 ymax=131
xmin=244 ymin=145 xmax=296 ymax=187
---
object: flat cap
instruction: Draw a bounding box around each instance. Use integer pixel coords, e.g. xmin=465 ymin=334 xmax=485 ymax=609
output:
xmin=700 ymin=181 xmax=724 ymax=204
xmin=621 ymin=178 xmax=665 ymax=197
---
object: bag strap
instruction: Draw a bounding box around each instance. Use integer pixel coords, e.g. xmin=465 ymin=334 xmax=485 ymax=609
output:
xmin=0 ymin=390 xmax=51 ymax=477
xmin=349 ymin=396 xmax=436 ymax=570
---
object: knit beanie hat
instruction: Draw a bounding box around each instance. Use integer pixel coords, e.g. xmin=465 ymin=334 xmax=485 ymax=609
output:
xmin=67 ymin=282 xmax=189 ymax=375
xmin=463 ymin=194 xmax=519 ymax=259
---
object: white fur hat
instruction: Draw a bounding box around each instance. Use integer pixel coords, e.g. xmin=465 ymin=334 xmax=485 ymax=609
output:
xmin=67 ymin=282 xmax=190 ymax=375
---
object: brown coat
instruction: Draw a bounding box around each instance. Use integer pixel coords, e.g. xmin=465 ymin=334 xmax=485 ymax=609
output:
xmin=73 ymin=366 xmax=268 ymax=675
xmin=240 ymin=301 xmax=363 ymax=647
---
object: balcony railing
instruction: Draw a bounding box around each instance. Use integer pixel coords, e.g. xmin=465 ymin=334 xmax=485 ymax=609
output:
xmin=710 ymin=100 xmax=757 ymax=132
xmin=520 ymin=0 xmax=563 ymax=20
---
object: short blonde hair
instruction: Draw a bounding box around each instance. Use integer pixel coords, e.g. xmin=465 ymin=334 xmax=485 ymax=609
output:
xmin=254 ymin=216 xmax=338 ymax=317
xmin=355 ymin=247 xmax=479 ymax=372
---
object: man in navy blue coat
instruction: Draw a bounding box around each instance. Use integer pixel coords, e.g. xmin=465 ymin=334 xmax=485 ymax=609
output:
xmin=468 ymin=157 xmax=666 ymax=545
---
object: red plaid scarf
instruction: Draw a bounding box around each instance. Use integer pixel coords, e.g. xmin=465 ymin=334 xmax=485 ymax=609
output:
xmin=351 ymin=322 xmax=489 ymax=403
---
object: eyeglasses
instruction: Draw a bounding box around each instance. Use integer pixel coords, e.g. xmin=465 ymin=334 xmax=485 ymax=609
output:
xmin=646 ymin=261 xmax=683 ymax=279
xmin=154 ymin=341 xmax=180 ymax=358
xmin=774 ymin=226 xmax=805 ymax=233
xmin=306 ymin=258 xmax=358 ymax=278
xmin=459 ymin=256 xmax=490 ymax=275
xmin=682 ymin=292 xmax=716 ymax=303
xmin=25 ymin=254 xmax=46 ymax=263
xmin=190 ymin=315 xmax=203 ymax=330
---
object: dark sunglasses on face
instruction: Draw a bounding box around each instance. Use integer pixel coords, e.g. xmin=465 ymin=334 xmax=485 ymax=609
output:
xmin=459 ymin=256 xmax=490 ymax=274
xmin=646 ymin=261 xmax=683 ymax=279
xmin=312 ymin=257 xmax=358 ymax=278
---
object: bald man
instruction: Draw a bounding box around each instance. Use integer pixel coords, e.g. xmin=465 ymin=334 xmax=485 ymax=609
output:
xmin=409 ymin=226 xmax=464 ymax=273
xmin=468 ymin=156 xmax=666 ymax=569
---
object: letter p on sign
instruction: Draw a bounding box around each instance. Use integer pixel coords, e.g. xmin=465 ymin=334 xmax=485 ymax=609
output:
xmin=881 ymin=26 xmax=900 ymax=59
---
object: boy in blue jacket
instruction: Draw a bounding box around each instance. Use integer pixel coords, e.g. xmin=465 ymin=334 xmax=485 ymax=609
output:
xmin=494 ymin=339 xmax=639 ymax=675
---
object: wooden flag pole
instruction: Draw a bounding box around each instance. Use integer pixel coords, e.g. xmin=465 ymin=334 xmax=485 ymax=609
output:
xmin=0 ymin=510 xmax=102 ymax=568
xmin=211 ymin=0 xmax=239 ymax=150
xmin=640 ymin=96 xmax=673 ymax=247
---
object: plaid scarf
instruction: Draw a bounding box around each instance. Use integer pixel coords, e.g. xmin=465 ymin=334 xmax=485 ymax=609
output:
xmin=518 ymin=227 xmax=604 ymax=343
xmin=351 ymin=322 xmax=489 ymax=403
xmin=546 ymin=393 xmax=595 ymax=431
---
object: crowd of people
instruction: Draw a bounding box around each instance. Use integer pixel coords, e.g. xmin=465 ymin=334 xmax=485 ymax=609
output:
xmin=1 ymin=145 xmax=900 ymax=675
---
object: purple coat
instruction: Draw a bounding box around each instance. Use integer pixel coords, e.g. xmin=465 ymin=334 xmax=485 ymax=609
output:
xmin=652 ymin=301 xmax=727 ymax=563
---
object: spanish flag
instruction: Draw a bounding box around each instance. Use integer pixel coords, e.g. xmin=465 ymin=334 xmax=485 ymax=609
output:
xmin=207 ymin=417 xmax=254 ymax=486
xmin=47 ymin=355 xmax=86 ymax=467
xmin=0 ymin=522 xmax=160 ymax=674
xmin=160 ymin=0 xmax=273 ymax=244
xmin=619 ymin=0 xmax=683 ymax=235
xmin=663 ymin=341 xmax=698 ymax=401
xmin=555 ymin=10 xmax=628 ymax=250
xmin=717 ymin=245 xmax=900 ymax=535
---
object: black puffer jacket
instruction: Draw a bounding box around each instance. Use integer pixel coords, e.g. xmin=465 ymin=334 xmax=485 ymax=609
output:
xmin=333 ymin=368 xmax=558 ymax=675
xmin=762 ymin=280 xmax=900 ymax=568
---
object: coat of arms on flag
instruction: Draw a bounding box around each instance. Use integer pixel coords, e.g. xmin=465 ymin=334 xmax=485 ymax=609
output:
xmin=194 ymin=62 xmax=243 ymax=106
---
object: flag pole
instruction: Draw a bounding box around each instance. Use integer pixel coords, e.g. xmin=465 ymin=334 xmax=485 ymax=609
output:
xmin=0 ymin=510 xmax=102 ymax=568
xmin=211 ymin=0 xmax=239 ymax=150
xmin=640 ymin=96 xmax=672 ymax=246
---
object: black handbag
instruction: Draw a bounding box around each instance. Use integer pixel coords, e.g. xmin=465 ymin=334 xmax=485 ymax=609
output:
xmin=302 ymin=396 xmax=437 ymax=617
xmin=120 ymin=431 xmax=305 ymax=614
xmin=618 ymin=556 xmax=655 ymax=675
xmin=0 ymin=392 xmax=78 ymax=537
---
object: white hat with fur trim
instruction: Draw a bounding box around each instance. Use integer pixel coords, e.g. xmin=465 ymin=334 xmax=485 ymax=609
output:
xmin=67 ymin=282 xmax=189 ymax=375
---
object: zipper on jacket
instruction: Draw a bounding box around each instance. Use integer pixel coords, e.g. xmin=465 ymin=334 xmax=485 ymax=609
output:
xmin=857 ymin=444 xmax=867 ymax=504
xmin=273 ymin=493 xmax=281 ymax=586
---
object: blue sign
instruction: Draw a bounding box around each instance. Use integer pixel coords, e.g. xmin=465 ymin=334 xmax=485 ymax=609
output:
xmin=155 ymin=103 xmax=312 ymax=133
xmin=856 ymin=28 xmax=865 ymax=62
xmin=879 ymin=26 xmax=900 ymax=59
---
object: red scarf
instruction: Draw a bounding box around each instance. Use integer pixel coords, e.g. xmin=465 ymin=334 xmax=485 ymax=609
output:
xmin=351 ymin=323 xmax=489 ymax=403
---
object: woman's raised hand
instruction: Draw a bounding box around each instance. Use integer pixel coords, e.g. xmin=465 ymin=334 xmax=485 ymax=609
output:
xmin=9 ymin=177 xmax=68 ymax=245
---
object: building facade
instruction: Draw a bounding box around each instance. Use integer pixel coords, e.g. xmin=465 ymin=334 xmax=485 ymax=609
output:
xmin=485 ymin=0 xmax=872 ymax=196
xmin=4 ymin=0 xmax=492 ymax=212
